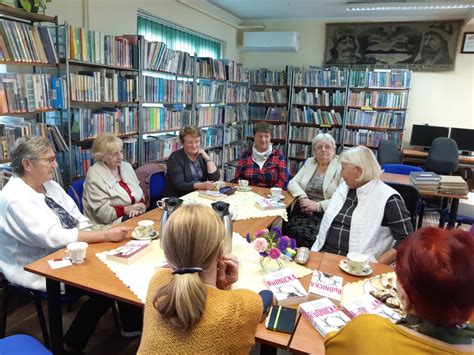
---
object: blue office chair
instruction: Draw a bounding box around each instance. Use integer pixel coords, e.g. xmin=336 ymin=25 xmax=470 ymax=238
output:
xmin=440 ymin=208 xmax=474 ymax=228
xmin=382 ymin=164 xmax=423 ymax=176
xmin=149 ymin=172 xmax=166 ymax=209
xmin=0 ymin=334 xmax=51 ymax=354
xmin=66 ymin=177 xmax=86 ymax=213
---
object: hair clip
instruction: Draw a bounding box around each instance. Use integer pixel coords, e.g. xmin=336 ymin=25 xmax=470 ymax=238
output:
xmin=171 ymin=267 xmax=204 ymax=275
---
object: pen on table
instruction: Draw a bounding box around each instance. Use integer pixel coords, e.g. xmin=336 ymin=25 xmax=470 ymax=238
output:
xmin=53 ymin=258 xmax=63 ymax=261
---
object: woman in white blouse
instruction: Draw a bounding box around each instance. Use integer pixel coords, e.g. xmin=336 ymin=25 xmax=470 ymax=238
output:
xmin=284 ymin=133 xmax=342 ymax=247
xmin=83 ymin=133 xmax=145 ymax=226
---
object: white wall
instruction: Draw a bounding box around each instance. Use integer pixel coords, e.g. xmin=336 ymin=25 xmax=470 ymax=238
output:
xmin=46 ymin=0 xmax=240 ymax=60
xmin=240 ymin=20 xmax=474 ymax=146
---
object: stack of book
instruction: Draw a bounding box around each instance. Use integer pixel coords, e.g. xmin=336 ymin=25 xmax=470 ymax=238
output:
xmin=409 ymin=171 xmax=441 ymax=192
xmin=439 ymin=175 xmax=468 ymax=196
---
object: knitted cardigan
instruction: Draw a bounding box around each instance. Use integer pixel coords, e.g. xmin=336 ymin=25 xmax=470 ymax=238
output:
xmin=138 ymin=269 xmax=263 ymax=355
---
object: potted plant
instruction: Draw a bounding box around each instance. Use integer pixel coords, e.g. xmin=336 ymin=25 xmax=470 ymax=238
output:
xmin=15 ymin=0 xmax=51 ymax=13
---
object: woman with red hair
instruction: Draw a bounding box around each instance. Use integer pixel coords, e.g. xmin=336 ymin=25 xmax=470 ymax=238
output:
xmin=325 ymin=227 xmax=474 ymax=354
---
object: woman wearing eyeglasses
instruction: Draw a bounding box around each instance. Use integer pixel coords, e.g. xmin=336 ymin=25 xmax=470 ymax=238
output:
xmin=83 ymin=133 xmax=146 ymax=226
xmin=284 ymin=133 xmax=342 ymax=248
xmin=0 ymin=136 xmax=140 ymax=352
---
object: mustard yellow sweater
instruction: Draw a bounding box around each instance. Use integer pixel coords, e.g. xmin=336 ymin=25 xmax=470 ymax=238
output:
xmin=325 ymin=314 xmax=473 ymax=355
xmin=138 ymin=269 xmax=263 ymax=355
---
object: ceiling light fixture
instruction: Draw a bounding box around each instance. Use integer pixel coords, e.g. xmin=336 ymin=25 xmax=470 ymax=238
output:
xmin=347 ymin=4 xmax=474 ymax=11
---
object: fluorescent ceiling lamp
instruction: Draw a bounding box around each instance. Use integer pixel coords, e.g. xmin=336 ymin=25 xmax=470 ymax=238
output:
xmin=347 ymin=4 xmax=474 ymax=11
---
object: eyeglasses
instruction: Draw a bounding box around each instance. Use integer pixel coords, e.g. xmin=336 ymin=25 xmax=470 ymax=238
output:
xmin=315 ymin=144 xmax=334 ymax=151
xmin=37 ymin=157 xmax=57 ymax=164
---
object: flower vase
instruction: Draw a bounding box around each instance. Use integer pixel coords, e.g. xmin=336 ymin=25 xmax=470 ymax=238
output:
xmin=259 ymin=256 xmax=283 ymax=273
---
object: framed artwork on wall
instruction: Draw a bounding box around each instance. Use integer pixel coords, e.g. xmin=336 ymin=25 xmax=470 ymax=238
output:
xmin=461 ymin=32 xmax=474 ymax=54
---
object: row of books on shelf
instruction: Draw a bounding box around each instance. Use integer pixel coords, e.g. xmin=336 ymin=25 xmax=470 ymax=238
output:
xmin=249 ymin=69 xmax=288 ymax=86
xmin=144 ymin=40 xmax=192 ymax=75
xmin=0 ymin=20 xmax=58 ymax=64
xmin=345 ymin=109 xmax=405 ymax=129
xmin=288 ymin=143 xmax=312 ymax=159
xmin=293 ymin=88 xmax=345 ymax=107
xmin=292 ymin=67 xmax=347 ymax=87
xmin=71 ymin=145 xmax=92 ymax=178
xmin=348 ymin=90 xmax=408 ymax=109
xmin=343 ymin=130 xmax=402 ymax=148
xmin=223 ymin=165 xmax=236 ymax=182
xmin=70 ymin=107 xmax=138 ymax=141
xmin=195 ymin=81 xmax=225 ymax=103
xmin=224 ymin=142 xmax=246 ymax=163
xmin=68 ymin=25 xmax=138 ymax=68
xmin=226 ymin=84 xmax=248 ymax=103
xmin=225 ymin=105 xmax=248 ymax=123
xmin=142 ymin=134 xmax=180 ymax=162
xmin=196 ymin=106 xmax=223 ymax=127
xmin=225 ymin=125 xmax=245 ymax=144
xmin=289 ymin=126 xmax=342 ymax=143
xmin=195 ymin=57 xmax=227 ymax=80
xmin=144 ymin=77 xmax=192 ymax=103
xmin=141 ymin=106 xmax=191 ymax=133
xmin=0 ymin=73 xmax=53 ymax=114
xmin=249 ymin=106 xmax=288 ymax=122
xmin=207 ymin=149 xmax=223 ymax=167
xmin=288 ymin=160 xmax=304 ymax=176
xmin=245 ymin=123 xmax=287 ymax=140
xmin=250 ymin=88 xmax=287 ymax=104
xmin=201 ymin=127 xmax=223 ymax=149
xmin=291 ymin=107 xmax=343 ymax=126
xmin=69 ymin=71 xmax=137 ymax=103
xmin=349 ymin=69 xmax=411 ymax=88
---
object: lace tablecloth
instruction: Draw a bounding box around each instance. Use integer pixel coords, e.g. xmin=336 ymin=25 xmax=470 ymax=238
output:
xmin=96 ymin=233 xmax=312 ymax=303
xmin=180 ymin=190 xmax=288 ymax=221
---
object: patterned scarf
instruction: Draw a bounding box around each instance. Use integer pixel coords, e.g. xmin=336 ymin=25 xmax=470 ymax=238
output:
xmin=44 ymin=195 xmax=78 ymax=229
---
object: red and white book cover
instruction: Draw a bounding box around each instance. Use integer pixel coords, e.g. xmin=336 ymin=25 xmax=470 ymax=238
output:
xmin=106 ymin=240 xmax=151 ymax=264
xmin=342 ymin=294 xmax=401 ymax=323
xmin=299 ymin=298 xmax=350 ymax=337
xmin=263 ymin=268 xmax=308 ymax=306
xmin=308 ymin=270 xmax=343 ymax=301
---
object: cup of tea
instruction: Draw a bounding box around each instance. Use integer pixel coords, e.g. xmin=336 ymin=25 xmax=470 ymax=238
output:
xmin=238 ymin=179 xmax=249 ymax=189
xmin=65 ymin=242 xmax=88 ymax=264
xmin=134 ymin=220 xmax=155 ymax=238
xmin=270 ymin=187 xmax=282 ymax=199
xmin=214 ymin=180 xmax=226 ymax=191
xmin=346 ymin=252 xmax=368 ymax=273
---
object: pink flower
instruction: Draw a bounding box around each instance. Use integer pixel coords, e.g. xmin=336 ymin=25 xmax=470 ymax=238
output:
xmin=269 ymin=248 xmax=281 ymax=259
xmin=253 ymin=238 xmax=269 ymax=253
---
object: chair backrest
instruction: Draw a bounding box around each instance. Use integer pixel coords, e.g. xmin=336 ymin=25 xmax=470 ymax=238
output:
xmin=149 ymin=172 xmax=166 ymax=208
xmin=386 ymin=182 xmax=420 ymax=229
xmin=381 ymin=163 xmax=423 ymax=176
xmin=66 ymin=177 xmax=86 ymax=213
xmin=426 ymin=137 xmax=459 ymax=174
xmin=377 ymin=140 xmax=401 ymax=166
xmin=0 ymin=335 xmax=52 ymax=354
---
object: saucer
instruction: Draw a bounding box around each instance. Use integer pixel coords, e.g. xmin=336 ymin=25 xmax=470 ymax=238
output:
xmin=131 ymin=230 xmax=159 ymax=241
xmin=339 ymin=259 xmax=373 ymax=277
xmin=237 ymin=187 xmax=252 ymax=192
xmin=267 ymin=194 xmax=284 ymax=200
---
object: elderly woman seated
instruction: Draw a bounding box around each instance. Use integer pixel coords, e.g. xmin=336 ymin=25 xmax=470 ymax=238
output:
xmin=234 ymin=121 xmax=288 ymax=189
xmin=83 ymin=133 xmax=146 ymax=226
xmin=138 ymin=204 xmax=272 ymax=354
xmin=0 ymin=136 xmax=140 ymax=352
xmin=162 ymin=125 xmax=220 ymax=197
xmin=285 ymin=133 xmax=342 ymax=247
xmin=325 ymin=227 xmax=474 ymax=354
xmin=311 ymin=146 xmax=413 ymax=264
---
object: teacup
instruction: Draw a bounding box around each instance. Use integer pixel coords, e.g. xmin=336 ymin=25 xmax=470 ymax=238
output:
xmin=238 ymin=179 xmax=249 ymax=189
xmin=214 ymin=180 xmax=226 ymax=191
xmin=134 ymin=220 xmax=155 ymax=238
xmin=346 ymin=252 xmax=368 ymax=273
xmin=65 ymin=242 xmax=88 ymax=264
xmin=270 ymin=187 xmax=282 ymax=199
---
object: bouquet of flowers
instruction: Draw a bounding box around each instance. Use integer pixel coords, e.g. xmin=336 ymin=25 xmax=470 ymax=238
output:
xmin=245 ymin=227 xmax=297 ymax=260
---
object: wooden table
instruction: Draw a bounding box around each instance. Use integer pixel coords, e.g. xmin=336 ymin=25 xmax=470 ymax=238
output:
xmin=381 ymin=172 xmax=468 ymax=228
xmin=289 ymin=253 xmax=393 ymax=355
xmin=24 ymin=186 xmax=294 ymax=354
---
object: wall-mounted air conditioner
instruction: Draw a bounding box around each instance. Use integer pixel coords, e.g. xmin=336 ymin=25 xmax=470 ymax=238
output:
xmin=242 ymin=32 xmax=299 ymax=52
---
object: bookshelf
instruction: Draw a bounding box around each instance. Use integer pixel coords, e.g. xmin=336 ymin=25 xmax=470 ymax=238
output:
xmin=0 ymin=4 xmax=67 ymax=186
xmin=288 ymin=66 xmax=347 ymax=175
xmin=343 ymin=68 xmax=411 ymax=152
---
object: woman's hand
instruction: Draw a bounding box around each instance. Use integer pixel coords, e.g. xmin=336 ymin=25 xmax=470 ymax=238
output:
xmin=299 ymin=199 xmax=321 ymax=214
xmin=124 ymin=203 xmax=146 ymax=217
xmin=104 ymin=227 xmax=132 ymax=242
xmin=198 ymin=148 xmax=210 ymax=161
xmin=195 ymin=181 xmax=215 ymax=190
xmin=217 ymin=255 xmax=239 ymax=290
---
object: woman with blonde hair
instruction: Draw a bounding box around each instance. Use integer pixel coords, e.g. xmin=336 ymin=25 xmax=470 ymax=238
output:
xmin=83 ymin=133 xmax=145 ymax=226
xmin=138 ymin=204 xmax=270 ymax=354
xmin=311 ymin=146 xmax=413 ymax=264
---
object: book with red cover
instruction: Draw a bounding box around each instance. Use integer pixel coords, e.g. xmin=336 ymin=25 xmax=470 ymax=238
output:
xmin=106 ymin=240 xmax=151 ymax=264
xmin=342 ymin=294 xmax=401 ymax=323
xmin=308 ymin=270 xmax=343 ymax=301
xmin=263 ymin=268 xmax=308 ymax=306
